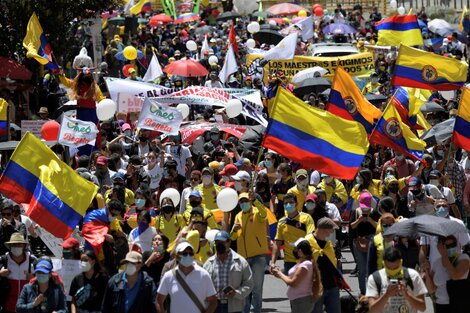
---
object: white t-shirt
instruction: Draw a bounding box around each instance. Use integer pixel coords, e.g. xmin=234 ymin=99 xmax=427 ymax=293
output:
xmin=431 ymin=253 xmax=470 ymax=304
xmin=365 ymin=268 xmax=427 ymax=313
xmin=128 ymin=226 xmax=157 ymax=253
xmin=145 ymin=163 xmax=164 ymax=190
xmin=158 ymin=264 xmax=217 ymax=312
xmin=166 ymin=145 xmax=192 ymax=176
xmin=407 ymin=184 xmax=443 ymax=216
xmin=180 ymin=187 xmax=193 ymax=214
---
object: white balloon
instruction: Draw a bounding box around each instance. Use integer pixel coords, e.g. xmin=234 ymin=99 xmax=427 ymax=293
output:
xmin=247 ymin=22 xmax=260 ymax=34
xmin=160 ymin=188 xmax=181 ymax=207
xmin=246 ymin=38 xmax=256 ymax=49
xmin=186 ymin=40 xmax=197 ymax=51
xmin=269 ymin=20 xmax=277 ymax=26
xmin=226 ymin=99 xmax=242 ymax=118
xmin=216 ymin=188 xmax=239 ymax=212
xmin=205 ymin=229 xmax=219 ymax=242
xmin=176 ymin=103 xmax=190 ymax=119
xmin=390 ymin=0 xmax=398 ymax=9
xmin=397 ymin=6 xmax=406 ymax=15
xmin=208 ymin=55 xmax=218 ymax=65
xmin=96 ymin=99 xmax=117 ymax=121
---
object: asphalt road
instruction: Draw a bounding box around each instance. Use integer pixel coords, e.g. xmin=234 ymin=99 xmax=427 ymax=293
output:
xmin=260 ymin=247 xmax=435 ymax=313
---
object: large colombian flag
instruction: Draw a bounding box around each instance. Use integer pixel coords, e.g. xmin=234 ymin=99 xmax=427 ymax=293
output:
xmin=327 ymin=67 xmax=382 ymax=134
xmin=392 ymin=44 xmax=468 ymax=91
xmin=264 ymin=88 xmax=369 ymax=180
xmin=370 ymin=98 xmax=426 ymax=161
xmin=452 ymin=88 xmax=470 ymax=151
xmin=130 ymin=0 xmax=152 ymax=15
xmin=0 ymin=132 xmax=98 ymax=238
xmin=22 ymin=13 xmax=58 ymax=70
xmin=375 ymin=14 xmax=423 ymax=46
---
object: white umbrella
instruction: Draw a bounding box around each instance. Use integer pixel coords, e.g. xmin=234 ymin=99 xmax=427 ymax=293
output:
xmin=292 ymin=67 xmax=328 ymax=84
xmin=427 ymin=19 xmax=451 ymax=34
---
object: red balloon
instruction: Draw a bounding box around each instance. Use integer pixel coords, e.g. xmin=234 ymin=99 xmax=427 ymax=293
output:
xmin=314 ymin=7 xmax=323 ymax=17
xmin=41 ymin=120 xmax=60 ymax=141
xmin=122 ymin=64 xmax=135 ymax=77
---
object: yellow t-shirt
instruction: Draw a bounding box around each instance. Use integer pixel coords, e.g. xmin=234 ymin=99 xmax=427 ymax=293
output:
xmin=275 ymin=212 xmax=315 ymax=262
xmin=287 ymin=185 xmax=316 ymax=212
xmin=182 ymin=207 xmax=220 ymax=230
xmin=194 ymin=184 xmax=222 ymax=211
xmin=350 ymin=179 xmax=382 ymax=201
xmin=154 ymin=214 xmax=185 ymax=243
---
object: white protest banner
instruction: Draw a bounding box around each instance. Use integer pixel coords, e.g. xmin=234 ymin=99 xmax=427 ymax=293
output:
xmin=58 ymin=116 xmax=98 ymax=148
xmin=36 ymin=227 xmax=63 ymax=258
xmin=235 ymin=96 xmax=268 ymax=127
xmin=222 ymin=88 xmax=264 ymax=109
xmin=117 ymin=92 xmax=144 ymax=113
xmin=137 ymin=98 xmax=183 ymax=135
xmin=104 ymin=77 xmax=176 ymax=102
xmin=155 ymin=86 xmax=230 ymax=107
xmin=52 ymin=258 xmax=82 ymax=298
xmin=21 ymin=120 xmax=46 ymax=138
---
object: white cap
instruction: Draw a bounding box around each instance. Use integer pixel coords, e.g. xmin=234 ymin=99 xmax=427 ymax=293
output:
xmin=294 ymin=237 xmax=307 ymax=247
xmin=231 ymin=170 xmax=251 ymax=181
xmin=175 ymin=242 xmax=194 ymax=253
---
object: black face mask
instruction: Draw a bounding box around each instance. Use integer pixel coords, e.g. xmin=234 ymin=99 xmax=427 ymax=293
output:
xmin=161 ymin=205 xmax=174 ymax=214
xmin=388 ymin=186 xmax=399 ymax=193
xmin=139 ymin=136 xmax=148 ymax=142
xmin=215 ymin=242 xmax=227 ymax=254
xmin=190 ymin=201 xmax=201 ymax=207
xmin=293 ymin=249 xmax=299 ymax=259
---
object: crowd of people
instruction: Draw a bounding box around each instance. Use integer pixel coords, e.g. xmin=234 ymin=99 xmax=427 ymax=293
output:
xmin=1 ymin=1 xmax=470 ymax=313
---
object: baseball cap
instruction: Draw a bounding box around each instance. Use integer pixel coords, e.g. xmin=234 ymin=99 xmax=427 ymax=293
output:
xmin=176 ymin=241 xmax=194 ymax=253
xmin=209 ymin=127 xmax=219 ymax=134
xmin=208 ymin=161 xmax=220 ymax=171
xmin=295 ymin=169 xmax=308 ymax=178
xmin=34 ymin=260 xmax=53 ymax=274
xmin=128 ymin=68 xmax=136 ymax=74
xmin=407 ymin=177 xmax=421 ymax=191
xmin=121 ymin=123 xmax=131 ymax=131
xmin=220 ymin=164 xmax=238 ymax=176
xmin=123 ymin=251 xmax=142 ymax=264
xmin=317 ymin=217 xmax=339 ymax=229
xmin=305 ymin=194 xmax=318 ymax=203
xmin=189 ymin=190 xmax=202 ymax=198
xmin=234 ymin=157 xmax=252 ymax=167
xmin=174 ymin=50 xmax=181 ymax=56
xmin=112 ymin=172 xmax=126 ymax=181
xmin=231 ymin=170 xmax=250 ymax=181
xmin=202 ymin=167 xmax=214 ymax=175
xmin=165 ymin=159 xmax=178 ymax=168
xmin=96 ymin=156 xmax=107 ymax=165
xmin=214 ymin=231 xmax=230 ymax=242
xmin=238 ymin=192 xmax=250 ymax=200
xmin=429 ymin=170 xmax=442 ymax=178
xmin=59 ymin=238 xmax=79 ymax=249
xmin=359 ymin=192 xmax=372 ymax=208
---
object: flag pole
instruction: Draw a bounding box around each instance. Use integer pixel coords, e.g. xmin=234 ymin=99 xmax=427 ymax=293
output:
xmin=368 ymin=88 xmax=399 ymax=141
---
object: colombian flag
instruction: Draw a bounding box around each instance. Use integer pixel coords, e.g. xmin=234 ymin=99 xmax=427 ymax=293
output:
xmin=0 ymin=132 xmax=98 ymax=238
xmin=453 ymin=88 xmax=470 ymax=151
xmin=327 ymin=67 xmax=383 ymax=134
xmin=82 ymin=208 xmax=111 ymax=257
xmin=392 ymin=44 xmax=468 ymax=91
xmin=376 ymin=15 xmax=423 ymax=46
xmin=22 ymin=13 xmax=58 ymax=70
xmin=392 ymin=87 xmax=433 ymax=130
xmin=370 ymin=99 xmax=426 ymax=160
xmin=130 ymin=0 xmax=152 ymax=15
xmin=0 ymin=98 xmax=7 ymax=137
xmin=264 ymin=88 xmax=369 ymax=180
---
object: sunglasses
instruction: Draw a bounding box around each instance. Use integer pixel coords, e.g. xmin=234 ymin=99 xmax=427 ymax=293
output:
xmin=191 ymin=178 xmax=200 ymax=181
xmin=179 ymin=252 xmax=194 ymax=257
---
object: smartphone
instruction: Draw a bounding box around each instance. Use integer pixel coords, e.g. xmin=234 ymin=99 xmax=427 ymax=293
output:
xmin=222 ymin=286 xmax=234 ymax=294
xmin=390 ymin=279 xmax=399 ymax=285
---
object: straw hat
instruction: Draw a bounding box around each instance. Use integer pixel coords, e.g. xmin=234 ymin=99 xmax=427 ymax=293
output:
xmin=5 ymin=232 xmax=27 ymax=247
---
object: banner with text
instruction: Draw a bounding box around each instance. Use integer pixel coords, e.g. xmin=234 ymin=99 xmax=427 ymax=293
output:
xmin=104 ymin=77 xmax=174 ymax=102
xmin=156 ymin=86 xmax=231 ymax=107
xmin=58 ymin=116 xmax=98 ymax=148
xmin=137 ymin=98 xmax=183 ymax=134
xmin=246 ymin=52 xmax=375 ymax=84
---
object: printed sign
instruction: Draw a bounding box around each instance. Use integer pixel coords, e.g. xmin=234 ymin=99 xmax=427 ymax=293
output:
xmin=137 ymin=98 xmax=183 ymax=134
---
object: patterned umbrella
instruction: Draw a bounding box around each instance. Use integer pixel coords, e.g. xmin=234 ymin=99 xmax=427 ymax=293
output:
xmin=174 ymin=13 xmax=200 ymax=24
xmin=384 ymin=214 xmax=468 ymax=238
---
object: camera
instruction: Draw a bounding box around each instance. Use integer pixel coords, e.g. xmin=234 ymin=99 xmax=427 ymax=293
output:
xmin=389 ymin=279 xmax=399 ymax=285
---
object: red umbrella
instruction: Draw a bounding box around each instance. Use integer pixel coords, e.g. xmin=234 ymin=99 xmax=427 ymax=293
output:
xmin=179 ymin=122 xmax=247 ymax=144
xmin=149 ymin=14 xmax=173 ymax=27
xmin=0 ymin=57 xmax=32 ymax=80
xmin=266 ymin=3 xmax=306 ymax=15
xmin=163 ymin=59 xmax=209 ymax=77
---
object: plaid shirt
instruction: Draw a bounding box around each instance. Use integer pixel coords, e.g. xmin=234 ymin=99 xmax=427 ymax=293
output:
xmin=446 ymin=160 xmax=467 ymax=201
xmin=214 ymin=250 xmax=232 ymax=300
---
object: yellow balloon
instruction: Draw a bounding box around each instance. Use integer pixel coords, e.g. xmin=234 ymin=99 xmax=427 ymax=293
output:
xmin=298 ymin=10 xmax=307 ymax=17
xmin=123 ymin=46 xmax=137 ymax=60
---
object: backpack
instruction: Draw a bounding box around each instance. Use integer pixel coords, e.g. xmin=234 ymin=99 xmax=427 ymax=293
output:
xmin=372 ymin=267 xmax=414 ymax=295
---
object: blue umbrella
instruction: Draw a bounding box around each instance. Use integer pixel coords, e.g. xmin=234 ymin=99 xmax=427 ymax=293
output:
xmin=323 ymin=23 xmax=357 ymax=35
xmin=114 ymin=50 xmax=144 ymax=61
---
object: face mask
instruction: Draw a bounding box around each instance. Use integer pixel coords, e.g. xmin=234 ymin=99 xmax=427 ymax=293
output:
xmin=202 ymin=175 xmax=212 ymax=185
xmin=190 ymin=200 xmax=201 ymax=208
xmin=135 ymin=199 xmax=146 ymax=208
xmin=210 ymin=134 xmax=220 ymax=141
xmin=264 ymin=160 xmax=273 ymax=168
xmin=162 ymin=205 xmax=174 ymax=214
xmin=36 ymin=273 xmax=50 ymax=283
xmin=396 ymin=155 xmax=404 ymax=161
xmin=179 ymin=255 xmax=194 ymax=267
xmin=305 ymin=202 xmax=316 ymax=211
xmin=388 ymin=185 xmax=399 ymax=193
xmin=356 ymin=176 xmax=363 ymax=185
xmin=240 ymin=202 xmax=251 ymax=212
xmin=125 ymin=263 xmax=137 ymax=276
xmin=435 ymin=206 xmax=449 ymax=218
xmin=80 ymin=261 xmax=92 ymax=272
xmin=385 ymin=264 xmax=403 ymax=279
xmin=63 ymin=250 xmax=72 ymax=259
xmin=108 ymin=214 xmax=116 ymax=222
xmin=429 ymin=179 xmax=439 ymax=187
xmin=371 ymin=78 xmax=378 ymax=84
xmin=447 ymin=246 xmax=459 ymax=259
xmin=215 ymin=242 xmax=227 ymax=254
xmin=10 ymin=246 xmax=23 ymax=257
xmin=384 ymin=240 xmax=394 ymax=249
xmin=235 ymin=181 xmax=243 ymax=191
xmin=284 ymin=203 xmax=296 ymax=214
xmin=324 ymin=177 xmax=333 ymax=184
xmin=124 ymin=130 xmax=132 ymax=137
xmin=436 ymin=150 xmax=444 ymax=157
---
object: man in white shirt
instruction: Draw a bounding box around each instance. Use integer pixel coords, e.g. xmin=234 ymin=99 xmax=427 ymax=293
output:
xmin=164 ymin=133 xmax=192 ymax=176
xmin=156 ymin=242 xmax=217 ymax=313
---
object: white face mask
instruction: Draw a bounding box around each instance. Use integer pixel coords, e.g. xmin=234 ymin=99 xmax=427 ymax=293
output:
xmin=11 ymin=246 xmax=24 ymax=257
xmin=79 ymin=261 xmax=92 ymax=273
xmin=235 ymin=181 xmax=243 ymax=191
xmin=125 ymin=263 xmax=137 ymax=276
xmin=202 ymin=175 xmax=212 ymax=185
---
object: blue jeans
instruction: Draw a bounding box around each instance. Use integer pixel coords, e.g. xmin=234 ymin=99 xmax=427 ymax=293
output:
xmin=313 ymin=287 xmax=340 ymax=313
xmin=353 ymin=240 xmax=369 ymax=295
xmin=243 ymin=255 xmax=266 ymax=313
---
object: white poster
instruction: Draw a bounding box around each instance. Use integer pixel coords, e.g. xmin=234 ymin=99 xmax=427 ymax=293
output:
xmin=21 ymin=120 xmax=46 ymax=138
xmin=52 ymin=258 xmax=82 ymax=298
xmin=58 ymin=116 xmax=98 ymax=148
xmin=117 ymin=92 xmax=144 ymax=113
xmin=137 ymin=98 xmax=183 ymax=135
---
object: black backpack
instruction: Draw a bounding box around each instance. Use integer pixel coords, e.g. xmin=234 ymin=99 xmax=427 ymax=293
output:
xmin=372 ymin=267 xmax=414 ymax=295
